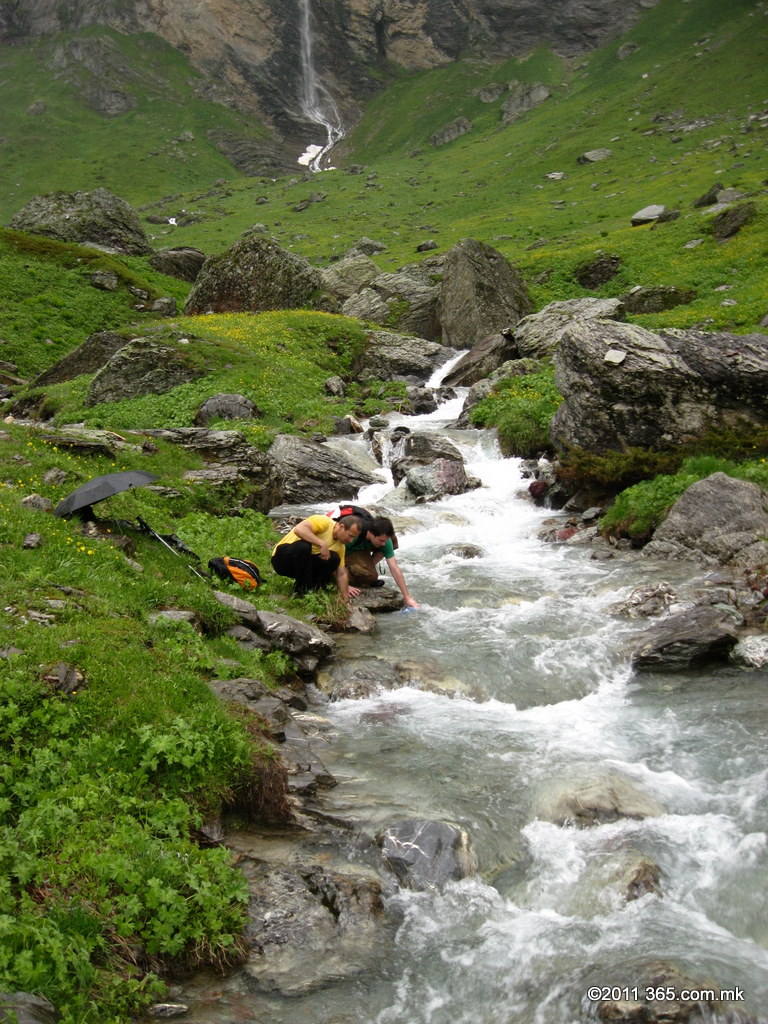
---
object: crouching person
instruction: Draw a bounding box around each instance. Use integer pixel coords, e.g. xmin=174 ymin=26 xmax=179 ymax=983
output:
xmin=271 ymin=514 xmax=363 ymax=603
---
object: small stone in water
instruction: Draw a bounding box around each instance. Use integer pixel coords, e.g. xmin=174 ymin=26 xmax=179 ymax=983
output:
xmin=148 ymin=1005 xmax=189 ymax=1019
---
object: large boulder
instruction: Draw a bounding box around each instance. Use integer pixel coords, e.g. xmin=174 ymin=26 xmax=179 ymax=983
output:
xmin=346 ymin=268 xmax=440 ymax=341
xmin=0 ymin=993 xmax=58 ymax=1024
xmin=644 ymin=473 xmax=768 ymax=570
xmin=501 ymin=81 xmax=551 ymax=124
xmin=619 ymin=285 xmax=695 ymax=315
xmin=10 ymin=188 xmax=152 ymax=255
xmin=514 ymin=298 xmax=625 ymax=359
xmin=33 ymin=330 xmax=131 ymax=386
xmin=441 ymin=332 xmax=519 ymax=386
xmin=85 ymin=338 xmax=204 ymax=406
xmin=404 ymin=458 xmax=480 ymax=500
xmin=267 ymin=434 xmax=377 ymax=504
xmin=595 ymin=961 xmax=751 ymax=1024
xmin=356 ymin=330 xmax=451 ymax=382
xmin=438 ymin=238 xmax=534 ymax=349
xmin=550 ymin=322 xmax=768 ymax=454
xmin=629 ymin=605 xmax=740 ymax=672
xmin=535 ymin=769 xmax=665 ymax=827
xmin=195 ymin=393 xmax=260 ymax=426
xmin=320 ymin=253 xmax=380 ymax=301
xmin=241 ymin=861 xmax=387 ymax=996
xmin=184 ymin=236 xmax=324 ymax=315
xmin=148 ymin=246 xmax=206 ymax=282
xmin=142 ymin=427 xmax=280 ymax=510
xmin=390 ymin=432 xmax=465 ymax=487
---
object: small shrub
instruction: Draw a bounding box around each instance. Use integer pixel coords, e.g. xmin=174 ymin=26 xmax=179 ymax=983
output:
xmin=470 ymin=365 xmax=562 ymax=457
xmin=600 ymin=455 xmax=768 ymax=542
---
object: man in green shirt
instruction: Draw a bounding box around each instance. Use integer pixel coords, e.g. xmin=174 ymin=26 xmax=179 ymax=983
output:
xmin=345 ymin=515 xmax=419 ymax=609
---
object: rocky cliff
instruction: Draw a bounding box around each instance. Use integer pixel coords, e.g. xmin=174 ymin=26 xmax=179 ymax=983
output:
xmin=1 ymin=0 xmax=660 ymax=157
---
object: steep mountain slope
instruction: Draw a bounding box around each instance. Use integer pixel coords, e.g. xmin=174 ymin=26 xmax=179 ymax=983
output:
xmin=0 ymin=0 xmax=765 ymax=345
xmin=1 ymin=0 xmax=661 ymax=182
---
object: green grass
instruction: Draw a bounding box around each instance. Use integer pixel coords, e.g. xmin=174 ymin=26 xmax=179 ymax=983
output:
xmin=601 ymin=453 xmax=768 ymax=541
xmin=0 ymin=421 xmax=345 ymax=1021
xmin=11 ymin=309 xmax=374 ymax=443
xmin=0 ymin=26 xmax=268 ymax=226
xmin=470 ymin=363 xmax=563 ymax=457
xmin=0 ymin=228 xmax=189 ymax=376
xmin=0 ymin=1 xmax=767 ymax=1016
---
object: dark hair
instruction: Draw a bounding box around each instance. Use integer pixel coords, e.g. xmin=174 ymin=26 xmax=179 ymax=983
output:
xmin=338 ymin=514 xmax=363 ymax=532
xmin=369 ymin=516 xmax=395 ymax=537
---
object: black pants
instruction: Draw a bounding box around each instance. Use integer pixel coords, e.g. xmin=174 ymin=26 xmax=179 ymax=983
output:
xmin=271 ymin=540 xmax=340 ymax=595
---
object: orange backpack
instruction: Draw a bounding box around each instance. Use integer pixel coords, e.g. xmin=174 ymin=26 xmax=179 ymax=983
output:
xmin=207 ymin=556 xmax=263 ymax=589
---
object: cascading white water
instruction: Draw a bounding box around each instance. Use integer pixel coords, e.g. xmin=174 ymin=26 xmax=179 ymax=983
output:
xmin=315 ymin=371 xmax=768 ymax=1022
xmin=297 ymin=0 xmax=344 ymax=171
xmin=175 ymin=363 xmax=768 ymax=1023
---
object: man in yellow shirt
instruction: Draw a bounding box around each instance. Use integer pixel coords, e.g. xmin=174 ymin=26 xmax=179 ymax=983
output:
xmin=271 ymin=514 xmax=363 ymax=602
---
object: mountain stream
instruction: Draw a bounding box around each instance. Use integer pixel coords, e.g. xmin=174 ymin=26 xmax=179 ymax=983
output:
xmin=178 ymin=364 xmax=768 ymax=1023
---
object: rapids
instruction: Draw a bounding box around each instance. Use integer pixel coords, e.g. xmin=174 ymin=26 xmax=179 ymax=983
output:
xmin=177 ymin=366 xmax=768 ymax=1023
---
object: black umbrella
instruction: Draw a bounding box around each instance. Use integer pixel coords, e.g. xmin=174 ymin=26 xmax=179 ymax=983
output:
xmin=54 ymin=470 xmax=159 ymax=518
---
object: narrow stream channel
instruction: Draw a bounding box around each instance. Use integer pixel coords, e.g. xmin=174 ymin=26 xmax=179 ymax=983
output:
xmin=180 ymin=372 xmax=768 ymax=1022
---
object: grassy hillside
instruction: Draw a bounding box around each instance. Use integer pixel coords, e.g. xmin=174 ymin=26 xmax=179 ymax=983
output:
xmin=0 ymin=2 xmax=766 ymax=1018
xmin=76 ymin=0 xmax=763 ymax=334
xmin=0 ymin=25 xmax=269 ymax=225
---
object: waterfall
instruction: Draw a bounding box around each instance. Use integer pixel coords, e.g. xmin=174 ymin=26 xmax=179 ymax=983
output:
xmin=297 ymin=0 xmax=345 ymax=171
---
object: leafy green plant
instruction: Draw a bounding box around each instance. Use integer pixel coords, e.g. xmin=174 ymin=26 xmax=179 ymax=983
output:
xmin=601 ymin=454 xmax=768 ymax=542
xmin=470 ymin=365 xmax=563 ymax=457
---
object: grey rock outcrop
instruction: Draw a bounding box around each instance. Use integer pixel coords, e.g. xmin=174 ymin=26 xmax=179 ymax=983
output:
xmin=184 ymin=236 xmax=324 ymax=315
xmin=404 ymin=458 xmax=480 ymax=500
xmin=142 ymin=427 xmax=280 ymax=510
xmin=356 ymin=330 xmax=451 ymax=382
xmin=149 ymin=246 xmax=207 ymax=282
xmin=577 ymin=147 xmax=612 ymax=163
xmin=515 ymin=298 xmax=625 ymax=359
xmin=441 ymin=332 xmax=519 ymax=386
xmin=438 ymin=239 xmax=534 ymax=349
xmin=550 ymin=322 xmax=768 ymax=454
xmin=619 ymin=285 xmax=695 ymax=314
xmin=629 ymin=605 xmax=740 ymax=672
xmin=267 ymin=434 xmax=377 ymax=504
xmin=573 ymin=253 xmax=622 ymax=289
xmin=321 ymin=253 xmax=380 ymax=301
xmin=390 ymin=432 xmax=465 ymax=487
xmin=341 ymin=287 xmax=390 ymax=325
xmin=630 ymin=204 xmax=667 ymax=226
xmin=501 ymin=81 xmax=550 ymax=124
xmin=195 ymin=393 xmax=260 ymax=426
xmin=711 ymin=201 xmax=758 ymax=240
xmin=213 ymin=592 xmax=335 ymax=677
xmin=10 ymin=188 xmax=152 ymax=255
xmin=85 ymin=339 xmax=203 ymax=406
xmin=377 ymin=819 xmax=476 ymax=891
xmin=0 ymin=992 xmax=59 ymax=1024
xmin=351 ymin=269 xmax=441 ymax=341
xmin=644 ymin=473 xmax=768 ymax=570
xmin=596 ymin=961 xmax=752 ymax=1024
xmin=32 ymin=330 xmax=131 ymax=387
xmin=536 ymin=769 xmax=665 ymax=827
xmin=241 ymin=860 xmax=387 ymax=996
xmin=432 ymin=116 xmax=472 ymax=146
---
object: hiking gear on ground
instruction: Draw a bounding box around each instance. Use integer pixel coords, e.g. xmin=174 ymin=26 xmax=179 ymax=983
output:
xmin=54 ymin=471 xmax=159 ymax=518
xmin=208 ymin=556 xmax=263 ymax=589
